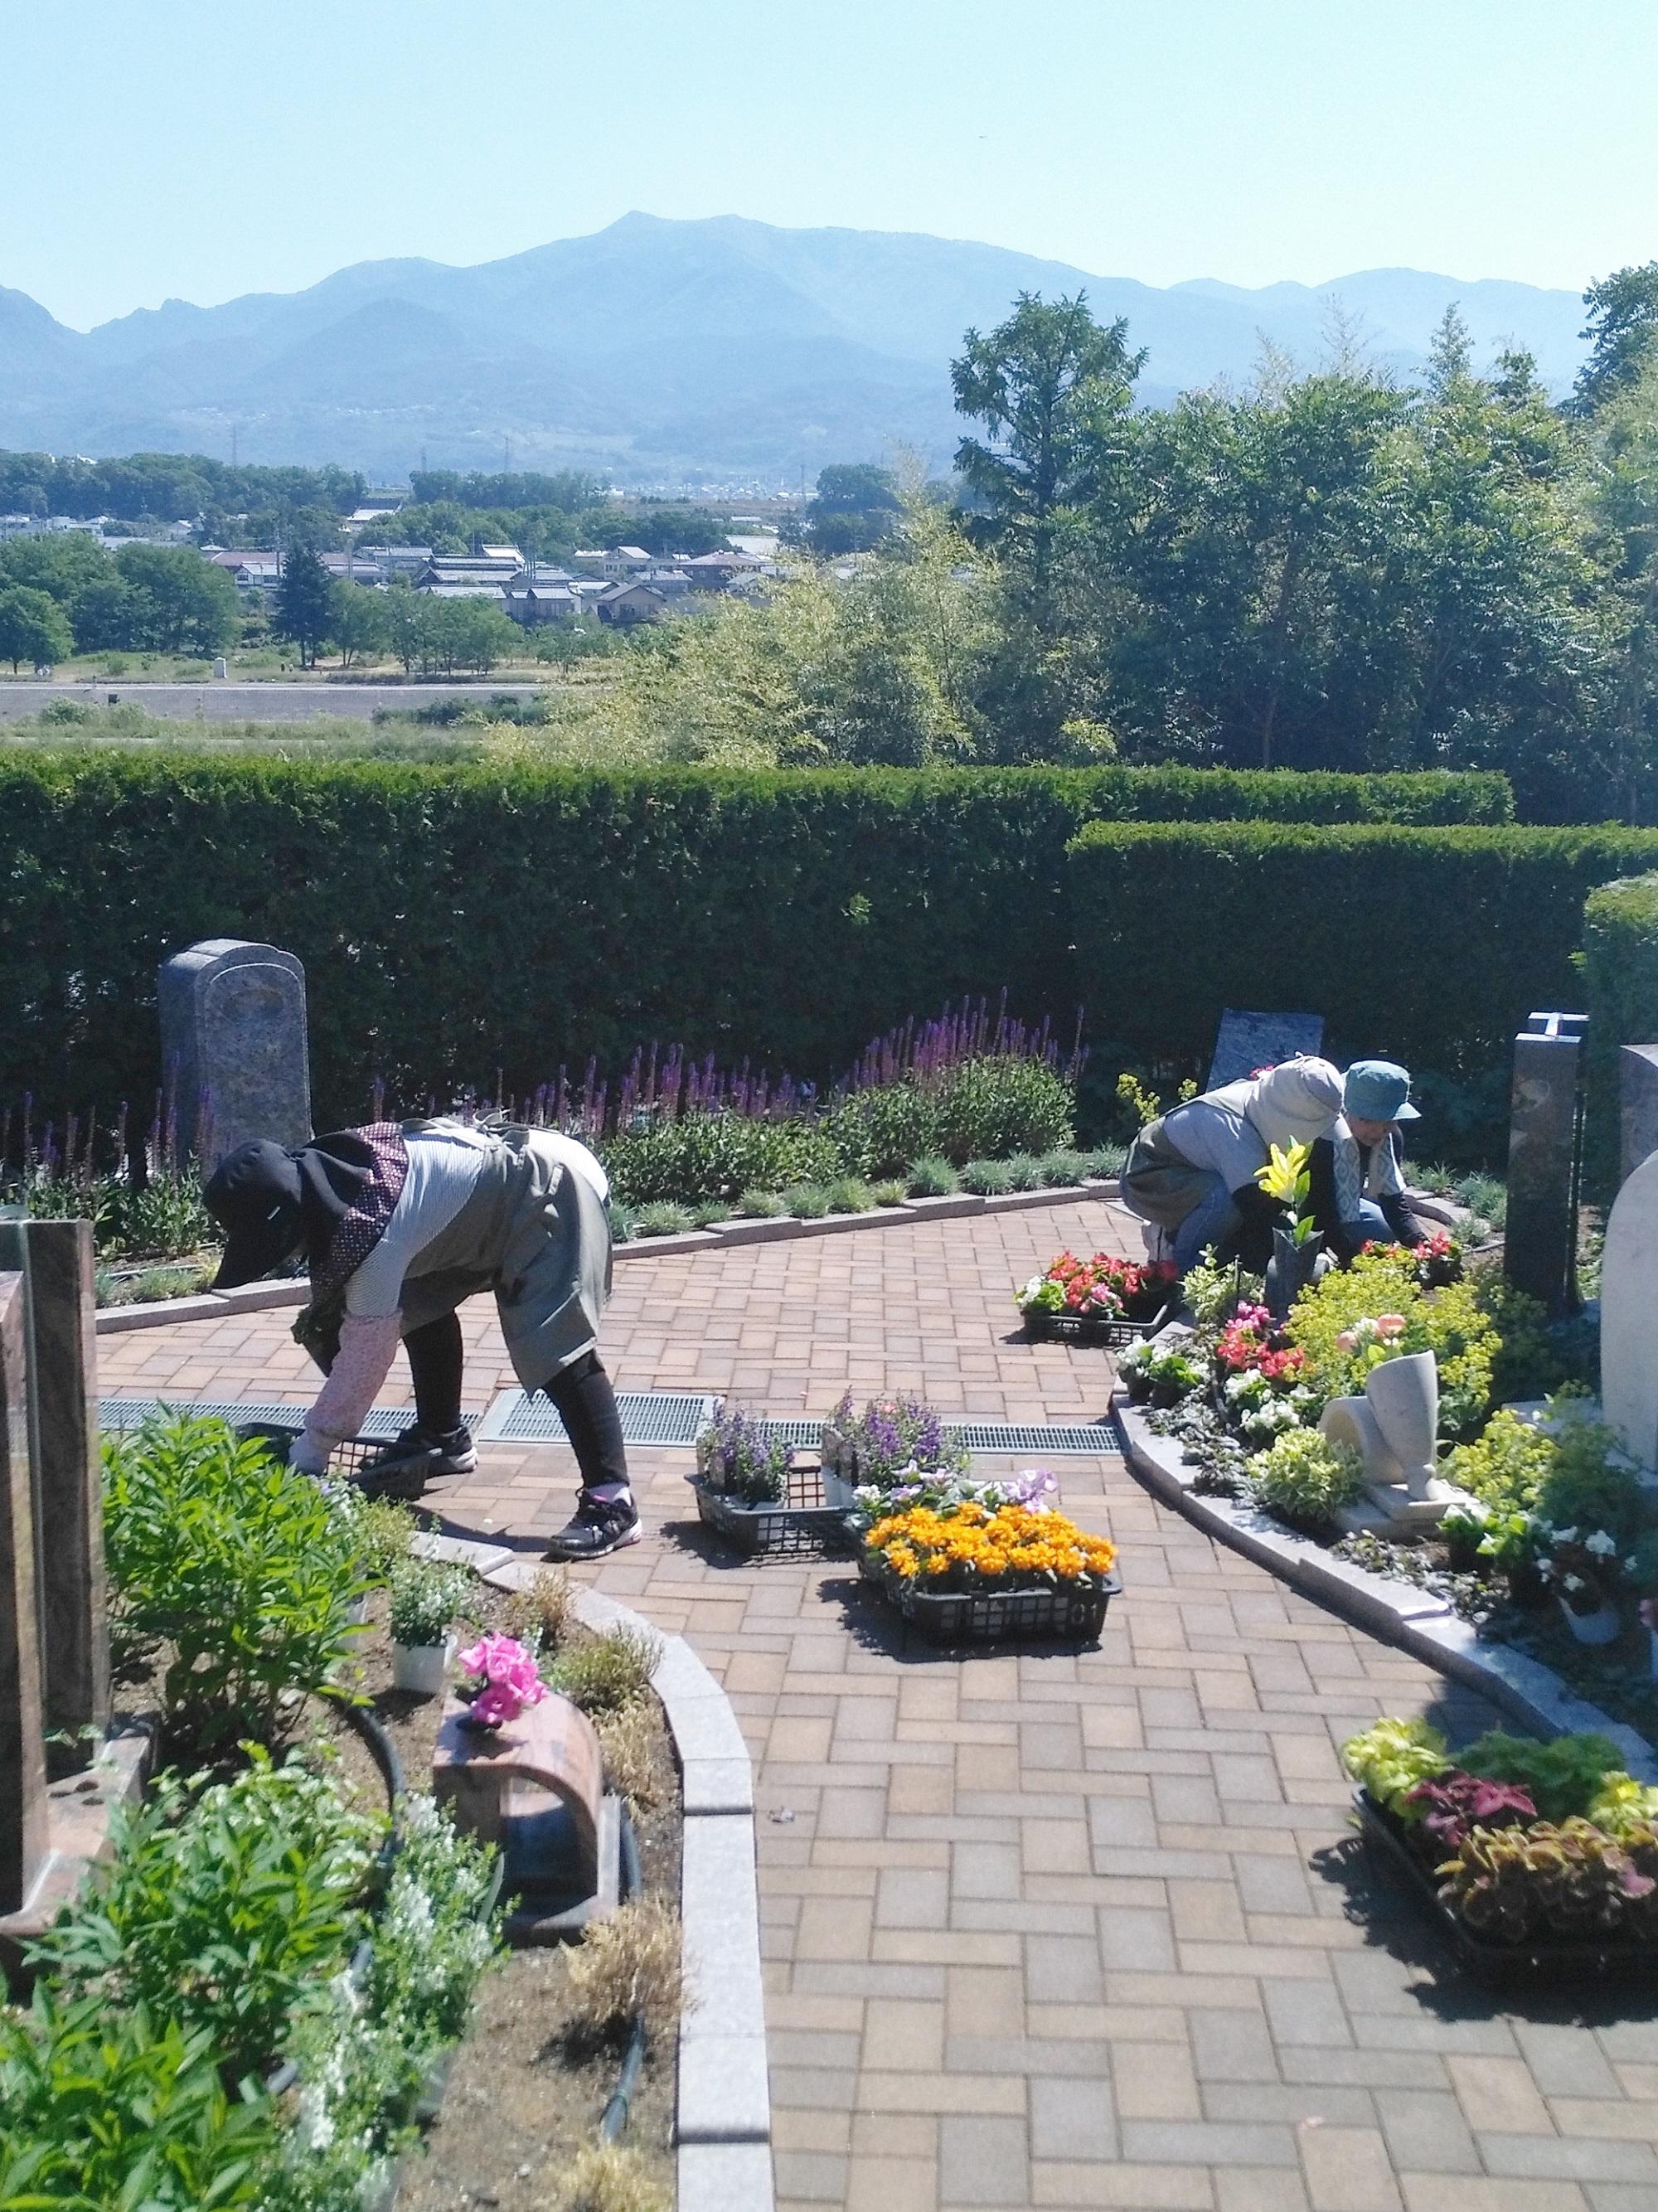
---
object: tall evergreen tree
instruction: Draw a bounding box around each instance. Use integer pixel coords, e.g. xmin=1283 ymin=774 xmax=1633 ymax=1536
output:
xmin=274 ymin=547 xmax=334 ymax=669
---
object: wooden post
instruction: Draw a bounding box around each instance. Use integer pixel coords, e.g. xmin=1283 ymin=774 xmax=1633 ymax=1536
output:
xmin=0 ymin=1274 xmax=47 ymax=1915
xmin=0 ymin=1222 xmax=108 ymax=1758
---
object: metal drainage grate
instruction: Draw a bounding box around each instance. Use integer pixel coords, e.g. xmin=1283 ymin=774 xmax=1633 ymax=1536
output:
xmin=99 ymin=1398 xmax=480 ymax=1440
xmin=754 ymin=1416 xmax=1117 ymax=1457
xmin=475 ymin=1390 xmax=715 ymax=1447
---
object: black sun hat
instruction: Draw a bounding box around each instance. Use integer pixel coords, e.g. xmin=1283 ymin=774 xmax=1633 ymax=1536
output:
xmin=203 ymin=1140 xmax=304 ymax=1289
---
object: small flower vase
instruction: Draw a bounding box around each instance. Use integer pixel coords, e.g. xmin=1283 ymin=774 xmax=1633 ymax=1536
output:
xmin=1265 ymin=1227 xmax=1325 ymax=1324
xmin=1559 ymin=1596 xmax=1621 ymax=1647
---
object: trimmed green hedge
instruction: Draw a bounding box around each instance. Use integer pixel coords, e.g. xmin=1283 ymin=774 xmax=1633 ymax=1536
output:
xmin=1581 ymin=874 xmax=1658 ymax=1192
xmin=0 ymin=758 xmax=1512 ymax=1122
xmin=1066 ymin=822 xmax=1658 ymax=1084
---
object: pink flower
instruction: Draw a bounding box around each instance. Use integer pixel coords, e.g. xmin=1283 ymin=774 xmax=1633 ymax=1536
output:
xmin=1375 ymin=1314 xmax=1408 ymax=1338
xmin=469 ymin=1682 xmax=520 ymax=1728
xmin=458 ymin=1632 xmax=547 ymax=1723
xmin=1335 ymin=1329 xmax=1355 ymax=1353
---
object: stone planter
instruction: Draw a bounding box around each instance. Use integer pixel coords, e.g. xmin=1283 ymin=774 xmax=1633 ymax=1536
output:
xmin=1559 ymin=1598 xmax=1621 ymax=1647
xmin=391 ymin=1636 xmax=453 ymax=1695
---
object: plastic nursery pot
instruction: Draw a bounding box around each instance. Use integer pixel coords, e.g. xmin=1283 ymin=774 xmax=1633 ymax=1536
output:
xmin=391 ymin=1636 xmax=453 ymax=1695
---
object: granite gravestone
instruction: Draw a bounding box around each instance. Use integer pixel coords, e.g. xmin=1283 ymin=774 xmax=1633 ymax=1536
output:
xmin=0 ymin=1220 xmax=107 ymax=1761
xmin=0 ymin=1275 xmax=46 ymax=1919
xmin=158 ymin=939 xmax=311 ymax=1170
xmin=1621 ymin=1043 xmax=1658 ymax=1190
xmin=1602 ymin=1142 xmax=1658 ymax=1472
xmin=1206 ymin=1010 xmax=1326 ymax=1090
xmin=1504 ymin=1010 xmax=1586 ymax=1312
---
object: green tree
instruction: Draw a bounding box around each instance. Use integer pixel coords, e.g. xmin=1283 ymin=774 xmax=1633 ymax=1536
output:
xmin=329 ymin=580 xmax=388 ymax=669
xmin=0 ymin=529 xmax=114 ymax=611
xmin=952 ymin=292 xmax=1143 ymax=618
xmin=1426 ymin=302 xmax=1475 ymax=396
xmin=112 ymin=545 xmax=238 ymax=655
xmin=1573 ymin=262 xmax=1658 ymax=418
xmin=274 ymin=547 xmax=334 ymax=669
xmin=802 ymin=463 xmax=902 ymax=555
xmin=0 ymin=584 xmax=73 ymax=671
xmin=380 ymin=581 xmax=427 ymax=673
xmin=428 ymin=596 xmax=521 ymax=674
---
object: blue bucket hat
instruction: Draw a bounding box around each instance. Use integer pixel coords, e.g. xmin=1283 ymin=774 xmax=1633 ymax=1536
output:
xmin=1343 ymin=1060 xmax=1419 ymax=1123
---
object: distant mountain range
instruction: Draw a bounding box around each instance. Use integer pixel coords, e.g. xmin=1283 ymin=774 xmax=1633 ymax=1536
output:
xmin=0 ymin=213 xmax=1590 ymax=487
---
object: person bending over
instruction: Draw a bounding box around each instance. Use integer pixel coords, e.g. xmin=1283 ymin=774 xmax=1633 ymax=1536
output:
xmin=1118 ymin=1057 xmax=1345 ymax=1276
xmin=204 ymin=1114 xmax=639 ymax=1561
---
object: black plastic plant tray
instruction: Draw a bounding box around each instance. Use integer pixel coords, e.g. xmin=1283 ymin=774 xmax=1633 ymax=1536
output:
xmin=858 ymin=1549 xmax=1118 ymax=1647
xmin=690 ymin=1464 xmax=856 ymax=1558
xmin=1023 ymin=1300 xmax=1176 ymax=1348
xmin=234 ymin=1418 xmax=410 ymax=1489
xmin=1354 ymin=1789 xmax=1658 ymax=1986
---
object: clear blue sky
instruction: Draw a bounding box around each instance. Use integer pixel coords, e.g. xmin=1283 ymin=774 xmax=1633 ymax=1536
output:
xmin=7 ymin=0 xmax=1656 ymax=328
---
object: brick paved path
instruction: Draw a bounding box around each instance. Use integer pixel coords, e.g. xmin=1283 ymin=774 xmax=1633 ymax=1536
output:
xmin=102 ymin=1204 xmax=1658 ymax=2210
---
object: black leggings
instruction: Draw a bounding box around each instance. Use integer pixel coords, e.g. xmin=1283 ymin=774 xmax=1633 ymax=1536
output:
xmin=403 ymin=1313 xmax=629 ymax=1494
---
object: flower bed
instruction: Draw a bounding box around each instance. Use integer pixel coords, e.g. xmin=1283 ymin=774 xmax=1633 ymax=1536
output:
xmin=18 ymin=1413 xmax=681 ymax=2209
xmin=1016 ymin=1249 xmax=1178 ymax=1345
xmin=860 ymin=1496 xmax=1120 ymax=1647
xmin=1123 ymin=1235 xmax=1658 ymax=1731
xmin=1341 ymin=1716 xmax=1658 ymax=1981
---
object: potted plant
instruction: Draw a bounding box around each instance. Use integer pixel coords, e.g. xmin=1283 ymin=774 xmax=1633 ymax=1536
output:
xmin=1340 ymin=1716 xmax=1658 ymax=1982
xmin=1534 ymin=1522 xmax=1626 ymax=1645
xmin=860 ymin=1495 xmax=1121 ymax=1645
xmin=1632 ymin=1536 xmax=1658 ymax=1676
xmin=691 ymin=1399 xmax=843 ymax=1554
xmin=388 ymin=1557 xmax=474 ymax=1694
xmin=1015 ymin=1251 xmax=1178 ymax=1345
xmin=822 ymin=1391 xmax=968 ymax=1511
xmin=1119 ymin=1338 xmax=1205 ymax=1409
xmin=1257 ymin=1142 xmax=1326 ymax=1322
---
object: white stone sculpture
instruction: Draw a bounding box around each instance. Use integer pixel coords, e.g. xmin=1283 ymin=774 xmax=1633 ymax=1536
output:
xmin=1321 ymin=1351 xmax=1467 ymax=1535
xmin=1601 ymin=1144 xmax=1658 ymax=1474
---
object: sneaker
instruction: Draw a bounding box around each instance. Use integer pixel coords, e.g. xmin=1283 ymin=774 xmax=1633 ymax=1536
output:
xmin=542 ymin=1494 xmax=642 ymax=1562
xmin=353 ymin=1424 xmax=478 ymax=1497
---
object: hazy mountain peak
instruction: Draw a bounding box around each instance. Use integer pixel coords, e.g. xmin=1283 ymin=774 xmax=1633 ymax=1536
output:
xmin=0 ymin=215 xmax=1591 ymax=483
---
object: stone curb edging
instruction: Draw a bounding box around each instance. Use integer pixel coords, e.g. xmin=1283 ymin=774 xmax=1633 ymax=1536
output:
xmin=93 ymin=1178 xmax=1123 ymax=1334
xmin=1114 ymin=1398 xmax=1658 ymax=1783
xmin=420 ymin=1541 xmax=773 ymax=2212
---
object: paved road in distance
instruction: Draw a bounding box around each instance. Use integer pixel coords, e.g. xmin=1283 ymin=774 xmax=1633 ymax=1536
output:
xmin=0 ymin=682 xmax=541 ymax=724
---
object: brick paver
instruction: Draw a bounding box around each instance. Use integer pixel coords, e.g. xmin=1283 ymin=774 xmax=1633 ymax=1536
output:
xmin=102 ymin=1201 xmax=1658 ymax=2210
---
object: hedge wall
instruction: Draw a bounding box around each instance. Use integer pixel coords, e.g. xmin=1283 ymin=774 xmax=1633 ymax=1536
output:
xmin=1066 ymin=822 xmax=1658 ymax=1086
xmin=0 ymin=759 xmax=1515 ymax=1124
xmin=1580 ymin=873 xmax=1658 ymax=1192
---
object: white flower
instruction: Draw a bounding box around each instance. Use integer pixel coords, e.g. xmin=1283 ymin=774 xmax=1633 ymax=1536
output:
xmin=1553 ymin=1526 xmax=1578 ymax=1545
xmin=1585 ymin=1530 xmax=1618 ymax=1558
xmin=1563 ymin=1574 xmax=1586 ymax=1593
xmin=1020 ymin=1276 xmax=1045 ymax=1304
